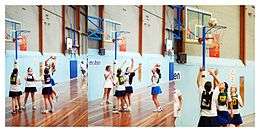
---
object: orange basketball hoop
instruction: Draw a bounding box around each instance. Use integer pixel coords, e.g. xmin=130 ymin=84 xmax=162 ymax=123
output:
xmin=17 ymin=35 xmax=28 ymax=51
xmin=198 ymin=34 xmax=215 ymax=48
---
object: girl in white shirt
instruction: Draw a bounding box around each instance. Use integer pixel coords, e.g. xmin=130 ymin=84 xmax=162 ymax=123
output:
xmin=197 ymin=68 xmax=220 ymax=127
xmin=101 ymin=65 xmax=113 ymax=105
xmin=216 ymin=82 xmax=232 ymax=127
xmin=113 ymin=68 xmax=127 ymax=113
xmin=22 ymin=67 xmax=39 ymax=110
xmin=172 ymin=82 xmax=183 ymax=127
xmin=41 ymin=68 xmax=54 ymax=114
xmin=9 ymin=68 xmax=22 ymax=114
xmin=228 ymin=85 xmax=243 ymax=127
xmin=124 ymin=58 xmax=136 ymax=111
xmin=80 ymin=61 xmax=87 ymax=78
xmin=151 ymin=66 xmax=162 ymax=112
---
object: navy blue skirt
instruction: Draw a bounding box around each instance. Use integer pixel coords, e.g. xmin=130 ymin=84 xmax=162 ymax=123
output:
xmin=217 ymin=110 xmax=230 ymax=126
xmin=125 ymin=86 xmax=133 ymax=94
xmin=25 ymin=87 xmax=37 ymax=93
xmin=198 ymin=116 xmax=219 ymax=127
xmin=114 ymin=90 xmax=125 ymax=97
xmin=229 ymin=114 xmax=243 ymax=125
xmin=42 ymin=87 xmax=53 ymax=95
xmin=151 ymin=86 xmax=162 ymax=95
xmin=9 ymin=91 xmax=22 ymax=97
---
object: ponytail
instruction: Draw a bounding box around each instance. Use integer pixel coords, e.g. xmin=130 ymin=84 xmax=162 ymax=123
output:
xmin=156 ymin=68 xmax=161 ymax=79
xmin=116 ymin=68 xmax=122 ymax=78
xmin=11 ymin=68 xmax=18 ymax=78
xmin=10 ymin=68 xmax=18 ymax=84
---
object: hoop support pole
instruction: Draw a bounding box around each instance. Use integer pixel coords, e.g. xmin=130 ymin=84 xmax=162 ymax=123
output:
xmin=202 ymin=26 xmax=206 ymax=69
xmin=114 ymin=32 xmax=118 ymax=60
xmin=15 ymin=31 xmax=18 ymax=60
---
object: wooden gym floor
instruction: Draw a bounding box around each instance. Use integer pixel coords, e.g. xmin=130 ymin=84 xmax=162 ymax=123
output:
xmin=88 ymin=81 xmax=176 ymax=127
xmin=5 ymin=78 xmax=254 ymax=127
xmin=5 ymin=78 xmax=88 ymax=127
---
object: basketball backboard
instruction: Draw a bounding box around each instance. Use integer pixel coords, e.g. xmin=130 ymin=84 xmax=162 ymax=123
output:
xmin=103 ymin=19 xmax=121 ymax=43
xmin=185 ymin=6 xmax=212 ymax=43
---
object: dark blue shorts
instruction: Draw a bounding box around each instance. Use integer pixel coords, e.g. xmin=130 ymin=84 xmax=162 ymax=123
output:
xmin=229 ymin=113 xmax=243 ymax=125
xmin=198 ymin=116 xmax=219 ymax=127
xmin=217 ymin=110 xmax=230 ymax=126
xmin=9 ymin=91 xmax=22 ymax=97
xmin=25 ymin=87 xmax=37 ymax=93
xmin=114 ymin=90 xmax=125 ymax=97
xmin=125 ymin=86 xmax=133 ymax=94
xmin=151 ymin=86 xmax=162 ymax=95
xmin=42 ymin=87 xmax=53 ymax=95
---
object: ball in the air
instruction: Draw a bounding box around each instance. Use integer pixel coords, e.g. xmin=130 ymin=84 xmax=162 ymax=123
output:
xmin=208 ymin=18 xmax=218 ymax=27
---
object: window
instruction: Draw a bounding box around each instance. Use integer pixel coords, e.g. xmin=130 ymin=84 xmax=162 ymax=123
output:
xmin=5 ymin=18 xmax=21 ymax=42
xmin=185 ymin=7 xmax=211 ymax=42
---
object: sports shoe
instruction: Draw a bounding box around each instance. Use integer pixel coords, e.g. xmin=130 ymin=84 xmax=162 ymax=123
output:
xmin=153 ymin=109 xmax=158 ymax=112
xmin=123 ymin=105 xmax=127 ymax=109
xmin=18 ymin=108 xmax=22 ymax=112
xmin=100 ymin=102 xmax=105 ymax=106
xmin=106 ymin=101 xmax=112 ymax=104
xmin=157 ymin=106 xmax=163 ymax=112
xmin=42 ymin=110 xmax=48 ymax=114
xmin=153 ymin=106 xmax=163 ymax=112
xmin=21 ymin=105 xmax=26 ymax=110
xmin=127 ymin=107 xmax=131 ymax=112
xmin=11 ymin=110 xmax=16 ymax=114
xmin=123 ymin=108 xmax=130 ymax=112
xmin=113 ymin=110 xmax=119 ymax=114
xmin=15 ymin=106 xmax=18 ymax=111
xmin=118 ymin=108 xmax=123 ymax=112
xmin=49 ymin=109 xmax=54 ymax=113
xmin=32 ymin=106 xmax=37 ymax=110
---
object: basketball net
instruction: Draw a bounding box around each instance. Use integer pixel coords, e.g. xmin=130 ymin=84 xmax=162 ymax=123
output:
xmin=17 ymin=35 xmax=28 ymax=51
xmin=198 ymin=33 xmax=221 ymax=49
xmin=119 ymin=36 xmax=126 ymax=52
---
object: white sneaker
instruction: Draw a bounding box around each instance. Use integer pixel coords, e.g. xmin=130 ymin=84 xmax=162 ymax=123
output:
xmin=157 ymin=106 xmax=163 ymax=112
xmin=42 ymin=110 xmax=48 ymax=114
xmin=153 ymin=109 xmax=158 ymax=112
xmin=123 ymin=105 xmax=127 ymax=109
xmin=112 ymin=109 xmax=119 ymax=114
xmin=21 ymin=105 xmax=26 ymax=110
xmin=153 ymin=106 xmax=163 ymax=112
xmin=106 ymin=101 xmax=112 ymax=104
xmin=32 ymin=106 xmax=37 ymax=110
xmin=11 ymin=110 xmax=16 ymax=114
xmin=128 ymin=107 xmax=131 ymax=112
